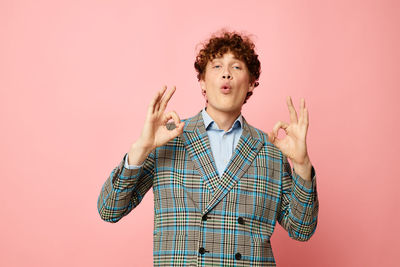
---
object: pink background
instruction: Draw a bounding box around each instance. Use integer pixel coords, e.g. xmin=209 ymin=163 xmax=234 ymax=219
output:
xmin=1 ymin=0 xmax=399 ymax=266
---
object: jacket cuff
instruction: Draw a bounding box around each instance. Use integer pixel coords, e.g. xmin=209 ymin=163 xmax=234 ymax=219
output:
xmin=124 ymin=153 xmax=145 ymax=169
xmin=111 ymin=153 xmax=143 ymax=190
xmin=292 ymin=165 xmax=316 ymax=193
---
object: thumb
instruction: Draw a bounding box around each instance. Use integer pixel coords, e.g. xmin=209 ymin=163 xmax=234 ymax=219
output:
xmin=171 ymin=122 xmax=184 ymax=138
xmin=268 ymin=132 xmax=276 ymax=143
xmin=268 ymin=131 xmax=283 ymax=150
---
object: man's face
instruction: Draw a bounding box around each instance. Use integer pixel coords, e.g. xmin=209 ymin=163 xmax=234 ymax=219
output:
xmin=200 ymin=52 xmax=254 ymax=117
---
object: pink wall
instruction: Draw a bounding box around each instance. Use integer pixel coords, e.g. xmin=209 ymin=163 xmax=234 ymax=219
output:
xmin=1 ymin=0 xmax=399 ymax=266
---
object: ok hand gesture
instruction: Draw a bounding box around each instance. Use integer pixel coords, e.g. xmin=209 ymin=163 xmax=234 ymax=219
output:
xmin=128 ymin=86 xmax=184 ymax=165
xmin=268 ymin=97 xmax=312 ymax=180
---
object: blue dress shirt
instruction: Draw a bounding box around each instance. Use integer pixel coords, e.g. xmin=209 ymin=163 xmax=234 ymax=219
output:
xmin=200 ymin=108 xmax=243 ymax=177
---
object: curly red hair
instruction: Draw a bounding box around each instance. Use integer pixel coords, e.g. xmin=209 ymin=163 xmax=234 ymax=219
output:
xmin=194 ymin=30 xmax=261 ymax=103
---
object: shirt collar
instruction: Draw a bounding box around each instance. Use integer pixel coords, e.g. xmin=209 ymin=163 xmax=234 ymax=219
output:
xmin=201 ymin=108 xmax=243 ymax=132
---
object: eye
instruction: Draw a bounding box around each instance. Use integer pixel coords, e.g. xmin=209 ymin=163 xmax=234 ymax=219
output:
xmin=213 ymin=65 xmax=221 ymax=69
xmin=233 ymin=66 xmax=241 ymax=70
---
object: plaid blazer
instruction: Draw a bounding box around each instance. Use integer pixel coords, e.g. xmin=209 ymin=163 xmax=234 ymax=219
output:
xmin=98 ymin=111 xmax=319 ymax=266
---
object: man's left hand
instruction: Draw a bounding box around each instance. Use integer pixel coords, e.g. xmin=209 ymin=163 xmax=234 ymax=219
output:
xmin=268 ymin=96 xmax=312 ymax=181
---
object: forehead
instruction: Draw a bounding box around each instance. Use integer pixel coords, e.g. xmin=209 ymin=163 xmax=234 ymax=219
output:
xmin=210 ymin=52 xmax=244 ymax=63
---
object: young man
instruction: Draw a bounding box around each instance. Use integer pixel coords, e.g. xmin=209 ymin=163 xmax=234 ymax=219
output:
xmin=98 ymin=31 xmax=318 ymax=266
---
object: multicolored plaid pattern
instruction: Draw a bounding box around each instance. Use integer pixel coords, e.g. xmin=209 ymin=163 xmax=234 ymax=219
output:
xmin=98 ymin=111 xmax=319 ymax=266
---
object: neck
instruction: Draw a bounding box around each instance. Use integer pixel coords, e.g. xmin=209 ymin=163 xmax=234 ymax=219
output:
xmin=205 ymin=107 xmax=241 ymax=131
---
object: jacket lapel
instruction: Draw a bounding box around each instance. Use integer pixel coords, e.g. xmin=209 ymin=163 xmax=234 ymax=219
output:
xmin=182 ymin=111 xmax=220 ymax=194
xmin=182 ymin=111 xmax=264 ymax=213
xmin=204 ymin=118 xmax=263 ymax=213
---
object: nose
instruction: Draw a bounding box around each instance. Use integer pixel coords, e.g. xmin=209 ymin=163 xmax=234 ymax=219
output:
xmin=222 ymin=68 xmax=232 ymax=80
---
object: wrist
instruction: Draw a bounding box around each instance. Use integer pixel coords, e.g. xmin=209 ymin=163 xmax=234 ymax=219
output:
xmin=292 ymin=156 xmax=312 ymax=181
xmin=128 ymin=141 xmax=153 ymax=165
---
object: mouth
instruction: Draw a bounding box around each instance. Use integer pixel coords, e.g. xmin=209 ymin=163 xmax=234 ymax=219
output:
xmin=220 ymin=84 xmax=232 ymax=94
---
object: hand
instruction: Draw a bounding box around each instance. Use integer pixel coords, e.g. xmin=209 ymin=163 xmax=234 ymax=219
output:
xmin=268 ymin=97 xmax=312 ymax=179
xmin=128 ymin=86 xmax=184 ymax=165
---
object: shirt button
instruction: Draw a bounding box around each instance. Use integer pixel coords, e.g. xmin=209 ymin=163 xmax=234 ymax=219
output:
xmin=235 ymin=252 xmax=242 ymax=260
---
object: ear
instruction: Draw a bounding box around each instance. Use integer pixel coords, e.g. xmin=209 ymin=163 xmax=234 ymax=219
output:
xmin=200 ymin=79 xmax=207 ymax=100
xmin=200 ymin=79 xmax=206 ymax=91
xmin=248 ymin=82 xmax=255 ymax=93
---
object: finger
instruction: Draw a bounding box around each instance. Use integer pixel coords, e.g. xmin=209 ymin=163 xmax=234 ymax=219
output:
xmin=165 ymin=122 xmax=184 ymax=141
xmin=164 ymin=116 xmax=184 ymax=141
xmin=154 ymin=86 xmax=167 ymax=112
xmin=148 ymin=88 xmax=163 ymax=115
xmin=165 ymin=110 xmax=181 ymax=126
xmin=268 ymin=131 xmax=276 ymax=143
xmin=286 ymin=96 xmax=298 ymax=123
xmin=272 ymin=121 xmax=289 ymax=137
xmin=298 ymin=98 xmax=305 ymax=124
xmin=268 ymin=131 xmax=283 ymax=150
xmin=173 ymin=121 xmax=185 ymax=135
xmin=304 ymin=106 xmax=309 ymax=125
xmin=159 ymin=86 xmax=176 ymax=112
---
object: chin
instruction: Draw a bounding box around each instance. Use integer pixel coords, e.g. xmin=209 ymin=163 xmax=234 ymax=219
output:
xmin=214 ymin=104 xmax=242 ymax=114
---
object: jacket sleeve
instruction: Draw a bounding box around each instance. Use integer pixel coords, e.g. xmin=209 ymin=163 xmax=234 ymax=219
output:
xmin=277 ymin=155 xmax=319 ymax=241
xmin=97 ymin=151 xmax=155 ymax=223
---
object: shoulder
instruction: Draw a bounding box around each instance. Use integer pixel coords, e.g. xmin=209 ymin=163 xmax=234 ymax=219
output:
xmin=245 ymin=121 xmax=284 ymax=160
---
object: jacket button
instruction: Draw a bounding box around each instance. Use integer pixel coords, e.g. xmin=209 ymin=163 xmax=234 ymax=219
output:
xmin=199 ymin=247 xmax=206 ymax=254
xmin=235 ymin=252 xmax=242 ymax=260
xmin=237 ymin=217 xmax=244 ymax=225
xmin=202 ymin=214 xmax=208 ymax=221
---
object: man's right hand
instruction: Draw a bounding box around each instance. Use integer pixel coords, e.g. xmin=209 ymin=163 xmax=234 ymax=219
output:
xmin=128 ymin=86 xmax=184 ymax=165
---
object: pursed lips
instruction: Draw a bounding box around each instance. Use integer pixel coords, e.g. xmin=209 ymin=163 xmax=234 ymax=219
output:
xmin=220 ymin=83 xmax=232 ymax=94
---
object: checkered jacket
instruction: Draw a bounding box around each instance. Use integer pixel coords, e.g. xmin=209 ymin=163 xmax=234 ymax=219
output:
xmin=98 ymin=111 xmax=319 ymax=266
